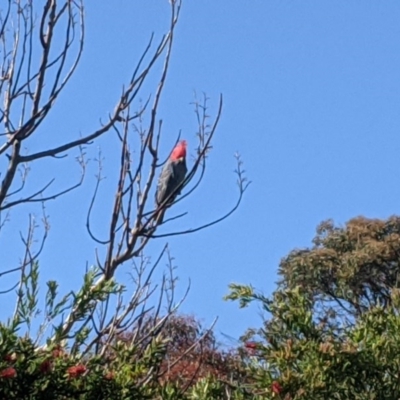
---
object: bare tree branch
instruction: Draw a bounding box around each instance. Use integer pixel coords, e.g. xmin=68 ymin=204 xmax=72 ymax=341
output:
xmin=1 ymin=2 xmax=248 ymax=378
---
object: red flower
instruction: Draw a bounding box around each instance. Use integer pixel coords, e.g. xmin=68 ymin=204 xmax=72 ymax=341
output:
xmin=244 ymin=341 xmax=258 ymax=355
xmin=0 ymin=367 xmax=17 ymax=379
xmin=67 ymin=364 xmax=86 ymax=378
xmin=40 ymin=359 xmax=52 ymax=374
xmin=271 ymin=380 xmax=282 ymax=394
xmin=105 ymin=371 xmax=115 ymax=380
xmin=3 ymin=353 xmax=17 ymax=363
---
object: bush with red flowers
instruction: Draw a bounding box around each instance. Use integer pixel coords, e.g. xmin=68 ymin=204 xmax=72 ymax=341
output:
xmin=0 ymin=316 xmax=254 ymax=400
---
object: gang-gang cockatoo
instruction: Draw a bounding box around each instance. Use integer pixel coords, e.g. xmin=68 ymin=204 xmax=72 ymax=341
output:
xmin=155 ymin=140 xmax=187 ymax=222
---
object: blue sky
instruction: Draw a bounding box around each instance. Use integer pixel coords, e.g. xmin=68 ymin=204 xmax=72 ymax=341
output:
xmin=3 ymin=1 xmax=400 ymax=342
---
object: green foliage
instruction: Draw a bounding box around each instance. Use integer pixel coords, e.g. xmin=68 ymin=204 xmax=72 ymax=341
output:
xmin=0 ymin=316 xmax=251 ymax=399
xmin=0 ymin=255 xmax=251 ymax=398
xmin=9 ymin=215 xmax=400 ymax=399
xmin=227 ymin=216 xmax=400 ymax=399
xmin=279 ymin=216 xmax=400 ymax=317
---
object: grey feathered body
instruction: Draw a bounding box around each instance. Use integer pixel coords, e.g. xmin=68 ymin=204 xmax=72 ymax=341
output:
xmin=156 ymin=158 xmax=187 ymax=206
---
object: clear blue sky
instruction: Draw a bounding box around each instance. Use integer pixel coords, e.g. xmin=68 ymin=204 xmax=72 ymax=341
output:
xmin=3 ymin=1 xmax=400 ymax=342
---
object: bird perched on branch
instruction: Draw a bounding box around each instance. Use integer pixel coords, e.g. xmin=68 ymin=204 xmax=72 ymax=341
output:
xmin=155 ymin=140 xmax=188 ymax=222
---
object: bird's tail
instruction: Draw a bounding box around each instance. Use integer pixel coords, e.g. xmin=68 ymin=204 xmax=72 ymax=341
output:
xmin=155 ymin=207 xmax=166 ymax=225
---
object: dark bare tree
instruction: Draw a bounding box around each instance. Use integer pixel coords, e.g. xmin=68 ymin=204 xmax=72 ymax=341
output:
xmin=0 ymin=0 xmax=248 ymax=367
